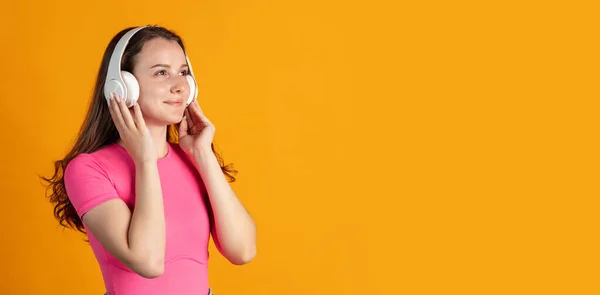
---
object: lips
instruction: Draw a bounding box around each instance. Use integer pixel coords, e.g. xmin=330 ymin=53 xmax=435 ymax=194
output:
xmin=164 ymin=100 xmax=183 ymax=106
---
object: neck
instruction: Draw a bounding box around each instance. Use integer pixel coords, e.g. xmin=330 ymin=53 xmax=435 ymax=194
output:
xmin=148 ymin=124 xmax=169 ymax=159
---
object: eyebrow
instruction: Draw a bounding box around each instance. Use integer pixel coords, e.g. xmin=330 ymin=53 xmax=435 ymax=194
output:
xmin=150 ymin=64 xmax=189 ymax=69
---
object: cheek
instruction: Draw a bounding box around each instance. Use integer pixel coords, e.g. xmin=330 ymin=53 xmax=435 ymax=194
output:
xmin=138 ymin=79 xmax=169 ymax=98
xmin=137 ymin=101 xmax=153 ymax=116
xmin=154 ymin=85 xmax=170 ymax=96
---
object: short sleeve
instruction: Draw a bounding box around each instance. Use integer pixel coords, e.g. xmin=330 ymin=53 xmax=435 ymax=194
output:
xmin=64 ymin=153 xmax=121 ymax=219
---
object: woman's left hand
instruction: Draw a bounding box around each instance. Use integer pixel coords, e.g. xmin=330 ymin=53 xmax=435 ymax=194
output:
xmin=178 ymin=100 xmax=215 ymax=155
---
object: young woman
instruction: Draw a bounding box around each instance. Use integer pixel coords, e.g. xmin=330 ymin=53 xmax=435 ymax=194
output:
xmin=42 ymin=25 xmax=256 ymax=295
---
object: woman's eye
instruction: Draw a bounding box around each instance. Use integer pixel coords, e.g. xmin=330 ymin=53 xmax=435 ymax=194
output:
xmin=155 ymin=69 xmax=188 ymax=76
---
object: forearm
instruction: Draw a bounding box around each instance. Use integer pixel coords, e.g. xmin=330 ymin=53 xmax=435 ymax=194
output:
xmin=128 ymin=161 xmax=166 ymax=269
xmin=193 ymin=148 xmax=256 ymax=264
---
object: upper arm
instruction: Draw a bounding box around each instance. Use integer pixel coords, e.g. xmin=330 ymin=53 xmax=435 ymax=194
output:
xmin=64 ymin=154 xmax=158 ymax=278
xmin=202 ymin=184 xmax=223 ymax=254
xmin=81 ymin=199 xmax=137 ymax=269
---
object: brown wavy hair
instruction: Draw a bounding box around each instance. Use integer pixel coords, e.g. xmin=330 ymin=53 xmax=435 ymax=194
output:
xmin=40 ymin=25 xmax=237 ymax=234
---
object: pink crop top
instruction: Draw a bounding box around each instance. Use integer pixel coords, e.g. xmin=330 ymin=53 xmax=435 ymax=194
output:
xmin=64 ymin=142 xmax=211 ymax=295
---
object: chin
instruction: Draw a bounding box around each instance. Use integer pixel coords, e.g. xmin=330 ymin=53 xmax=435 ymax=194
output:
xmin=166 ymin=115 xmax=184 ymax=125
xmin=157 ymin=112 xmax=185 ymax=126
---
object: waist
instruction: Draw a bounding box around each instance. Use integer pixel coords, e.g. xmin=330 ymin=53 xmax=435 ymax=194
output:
xmin=102 ymin=258 xmax=209 ymax=295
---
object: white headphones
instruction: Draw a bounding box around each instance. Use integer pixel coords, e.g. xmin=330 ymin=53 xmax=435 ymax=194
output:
xmin=103 ymin=26 xmax=198 ymax=108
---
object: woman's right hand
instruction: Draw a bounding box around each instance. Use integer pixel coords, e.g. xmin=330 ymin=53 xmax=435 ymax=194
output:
xmin=108 ymin=93 xmax=157 ymax=165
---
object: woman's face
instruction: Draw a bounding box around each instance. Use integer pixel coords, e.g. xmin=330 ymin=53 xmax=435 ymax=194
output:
xmin=132 ymin=37 xmax=191 ymax=127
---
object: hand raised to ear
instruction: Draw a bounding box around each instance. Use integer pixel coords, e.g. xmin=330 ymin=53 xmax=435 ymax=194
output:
xmin=108 ymin=93 xmax=156 ymax=164
xmin=178 ymin=100 xmax=215 ymax=156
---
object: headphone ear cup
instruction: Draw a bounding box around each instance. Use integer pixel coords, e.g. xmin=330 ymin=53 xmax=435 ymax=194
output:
xmin=121 ymin=71 xmax=140 ymax=107
xmin=186 ymin=75 xmax=196 ymax=106
xmin=103 ymin=79 xmax=125 ymax=103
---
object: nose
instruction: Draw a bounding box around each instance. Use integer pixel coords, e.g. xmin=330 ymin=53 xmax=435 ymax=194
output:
xmin=170 ymin=76 xmax=187 ymax=94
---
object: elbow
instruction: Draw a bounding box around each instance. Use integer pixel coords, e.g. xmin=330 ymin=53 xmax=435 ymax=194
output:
xmin=141 ymin=262 xmax=165 ymax=279
xmin=228 ymin=246 xmax=256 ymax=265
xmin=132 ymin=257 xmax=165 ymax=279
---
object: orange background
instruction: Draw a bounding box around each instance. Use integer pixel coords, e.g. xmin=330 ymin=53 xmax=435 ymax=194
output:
xmin=1 ymin=0 xmax=598 ymax=294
